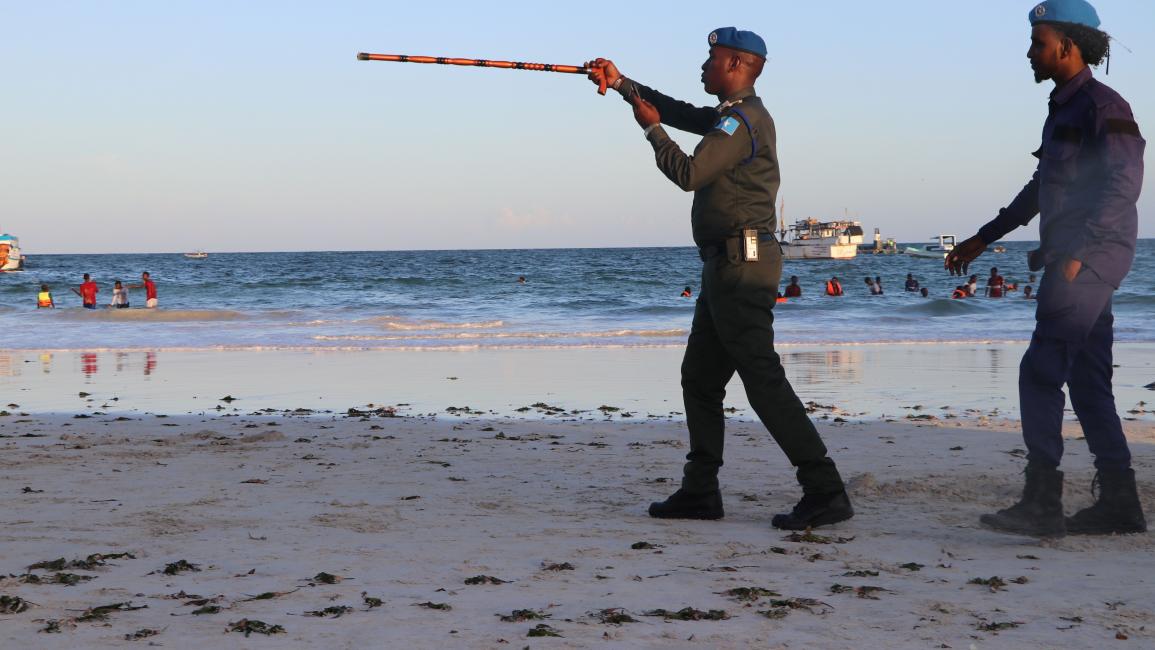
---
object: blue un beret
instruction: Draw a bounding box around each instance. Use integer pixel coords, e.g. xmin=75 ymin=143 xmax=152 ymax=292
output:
xmin=708 ymin=27 xmax=767 ymax=59
xmin=1029 ymin=0 xmax=1101 ymax=29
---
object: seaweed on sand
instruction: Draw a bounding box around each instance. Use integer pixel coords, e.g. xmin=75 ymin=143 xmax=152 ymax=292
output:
xmin=227 ymin=619 xmax=285 ymax=636
xmin=498 ymin=609 xmax=548 ymax=622
xmin=591 ymin=608 xmax=636 ymax=624
xmin=303 ymin=605 xmax=353 ymax=618
xmin=28 ymin=552 xmax=135 ymax=572
xmin=718 ymin=587 xmax=780 ymax=602
xmin=0 ymin=595 xmax=32 ymax=613
xmin=239 ymin=587 xmax=300 ymax=602
xmin=159 ymin=560 xmax=201 ymax=575
xmin=829 ymin=584 xmax=889 ymax=599
xmin=642 ymin=607 xmax=729 ymax=621
xmin=527 ymin=624 xmax=562 ymax=637
xmin=311 ymin=572 xmax=344 ymax=585
xmin=781 ymin=529 xmax=854 ymax=544
xmin=75 ymin=602 xmax=147 ymax=622
xmin=464 ymin=575 xmax=508 ymax=585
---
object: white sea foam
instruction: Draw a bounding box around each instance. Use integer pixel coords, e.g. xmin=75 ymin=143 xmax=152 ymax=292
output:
xmin=362 ymin=317 xmax=506 ymax=330
xmin=311 ymin=328 xmax=686 ymax=342
xmin=51 ymin=308 xmax=249 ymax=322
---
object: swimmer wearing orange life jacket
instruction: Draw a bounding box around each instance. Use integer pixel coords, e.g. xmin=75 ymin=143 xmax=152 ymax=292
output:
xmin=37 ymin=283 xmax=54 ymax=308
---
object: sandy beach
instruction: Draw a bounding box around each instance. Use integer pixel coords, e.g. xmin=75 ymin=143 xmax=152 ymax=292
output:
xmin=1 ymin=346 xmax=1153 ymax=648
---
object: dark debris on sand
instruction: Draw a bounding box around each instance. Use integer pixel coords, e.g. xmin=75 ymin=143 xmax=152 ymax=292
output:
xmin=642 ymin=607 xmax=730 ymax=621
xmin=227 ymin=619 xmax=285 ymax=636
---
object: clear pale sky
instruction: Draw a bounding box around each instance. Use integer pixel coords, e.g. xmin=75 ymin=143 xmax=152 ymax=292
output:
xmin=2 ymin=0 xmax=1153 ymax=253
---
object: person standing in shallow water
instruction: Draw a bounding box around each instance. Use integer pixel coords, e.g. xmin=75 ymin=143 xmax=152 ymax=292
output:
xmin=71 ymin=273 xmax=98 ymax=309
xmin=129 ymin=271 xmax=158 ymax=308
xmin=585 ymin=27 xmax=853 ymax=530
xmin=947 ymin=0 xmax=1146 ymax=537
xmin=825 ymin=277 xmax=843 ymax=296
xmin=783 ymin=276 xmax=801 ymax=298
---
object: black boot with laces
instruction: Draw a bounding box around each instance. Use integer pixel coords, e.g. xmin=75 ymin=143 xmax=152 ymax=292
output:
xmin=1066 ymin=468 xmax=1147 ymax=535
xmin=980 ymin=463 xmax=1065 ymax=538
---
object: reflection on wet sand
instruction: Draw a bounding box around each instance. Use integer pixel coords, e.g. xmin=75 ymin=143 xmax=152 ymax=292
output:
xmin=783 ymin=349 xmax=864 ymax=389
xmin=81 ymin=352 xmax=98 ymax=378
xmin=0 ymin=345 xmax=1151 ymax=420
xmin=23 ymin=351 xmax=159 ymax=380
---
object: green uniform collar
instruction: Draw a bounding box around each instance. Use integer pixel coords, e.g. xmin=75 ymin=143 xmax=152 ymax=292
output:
xmin=717 ymin=87 xmax=756 ymax=111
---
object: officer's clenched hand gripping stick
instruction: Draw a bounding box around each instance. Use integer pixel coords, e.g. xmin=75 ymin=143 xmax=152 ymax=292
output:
xmin=356 ymin=52 xmax=607 ymax=95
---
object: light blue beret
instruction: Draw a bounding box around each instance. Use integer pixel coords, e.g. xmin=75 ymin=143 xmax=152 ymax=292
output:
xmin=1029 ymin=0 xmax=1101 ymax=29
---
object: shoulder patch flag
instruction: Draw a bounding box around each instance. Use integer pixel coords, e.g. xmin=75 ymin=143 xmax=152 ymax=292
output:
xmin=715 ymin=116 xmax=740 ymax=136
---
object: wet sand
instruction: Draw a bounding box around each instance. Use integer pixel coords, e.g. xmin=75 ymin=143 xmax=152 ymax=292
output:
xmin=3 ymin=343 xmax=1155 ymax=420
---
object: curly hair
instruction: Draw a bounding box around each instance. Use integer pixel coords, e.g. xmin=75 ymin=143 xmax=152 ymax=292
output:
xmin=1046 ymin=21 xmax=1111 ymax=67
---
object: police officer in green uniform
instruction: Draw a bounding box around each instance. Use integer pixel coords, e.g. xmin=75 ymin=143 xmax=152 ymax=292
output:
xmin=586 ymin=28 xmax=853 ymax=530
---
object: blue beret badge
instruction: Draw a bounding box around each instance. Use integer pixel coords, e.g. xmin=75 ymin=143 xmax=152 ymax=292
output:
xmin=715 ymin=116 xmax=740 ymax=136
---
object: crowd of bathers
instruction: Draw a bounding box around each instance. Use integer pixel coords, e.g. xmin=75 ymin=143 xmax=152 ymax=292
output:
xmin=679 ymin=267 xmax=1038 ymax=302
xmin=37 ymin=271 xmax=159 ymax=310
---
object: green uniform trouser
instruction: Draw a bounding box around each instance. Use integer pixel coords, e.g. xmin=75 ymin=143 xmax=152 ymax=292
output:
xmin=680 ymin=240 xmax=844 ymax=495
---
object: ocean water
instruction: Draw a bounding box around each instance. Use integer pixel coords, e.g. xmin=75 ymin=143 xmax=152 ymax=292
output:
xmin=3 ymin=240 xmax=1155 ymax=351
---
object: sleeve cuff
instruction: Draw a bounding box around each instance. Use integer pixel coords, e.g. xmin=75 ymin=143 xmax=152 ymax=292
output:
xmin=616 ymin=77 xmax=637 ymax=102
xmin=976 ymin=223 xmax=999 ymax=246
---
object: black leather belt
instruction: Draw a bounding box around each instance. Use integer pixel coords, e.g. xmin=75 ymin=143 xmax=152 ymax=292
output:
xmin=698 ymin=233 xmax=776 ymax=261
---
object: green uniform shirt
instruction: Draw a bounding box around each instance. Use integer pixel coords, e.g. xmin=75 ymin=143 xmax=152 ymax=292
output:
xmin=618 ymin=78 xmax=779 ymax=247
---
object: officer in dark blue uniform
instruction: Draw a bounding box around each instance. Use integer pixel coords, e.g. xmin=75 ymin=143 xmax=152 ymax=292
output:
xmin=947 ymin=0 xmax=1146 ymax=537
xmin=585 ymin=29 xmax=853 ymax=530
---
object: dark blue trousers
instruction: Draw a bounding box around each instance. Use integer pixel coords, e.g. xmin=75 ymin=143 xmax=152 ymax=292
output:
xmin=1019 ymin=265 xmax=1131 ymax=471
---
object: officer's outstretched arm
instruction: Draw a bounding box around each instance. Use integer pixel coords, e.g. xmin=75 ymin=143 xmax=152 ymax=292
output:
xmin=627 ymin=82 xmax=716 ymax=136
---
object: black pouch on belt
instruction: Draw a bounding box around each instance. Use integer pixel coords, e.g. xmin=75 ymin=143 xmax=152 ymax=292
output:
xmin=725 ymin=237 xmax=742 ymax=264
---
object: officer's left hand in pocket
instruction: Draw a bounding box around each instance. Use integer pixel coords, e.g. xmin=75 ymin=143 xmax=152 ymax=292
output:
xmin=1061 ymin=257 xmax=1082 ymax=282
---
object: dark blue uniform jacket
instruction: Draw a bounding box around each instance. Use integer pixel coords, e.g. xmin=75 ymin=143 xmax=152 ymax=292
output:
xmin=978 ymin=67 xmax=1145 ymax=288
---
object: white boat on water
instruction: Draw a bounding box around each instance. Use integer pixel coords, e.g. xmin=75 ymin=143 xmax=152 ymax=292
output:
xmin=183 ymin=251 xmax=208 ymax=259
xmin=0 ymin=233 xmax=26 ymax=272
xmin=904 ymin=235 xmax=956 ymax=259
xmin=779 ymin=218 xmax=864 ymax=260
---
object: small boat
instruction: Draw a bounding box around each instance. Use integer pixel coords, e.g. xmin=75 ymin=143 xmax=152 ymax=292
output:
xmin=183 ymin=251 xmax=209 ymax=259
xmin=779 ymin=218 xmax=864 ymax=260
xmin=0 ymin=233 xmax=26 ymax=272
xmin=904 ymin=235 xmax=956 ymax=259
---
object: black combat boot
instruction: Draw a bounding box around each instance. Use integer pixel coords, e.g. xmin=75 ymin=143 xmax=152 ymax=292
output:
xmin=648 ymin=489 xmax=724 ymax=520
xmin=980 ymin=463 xmax=1065 ymax=537
xmin=1066 ymin=469 xmax=1148 ymax=535
xmin=771 ymin=490 xmax=854 ymax=530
